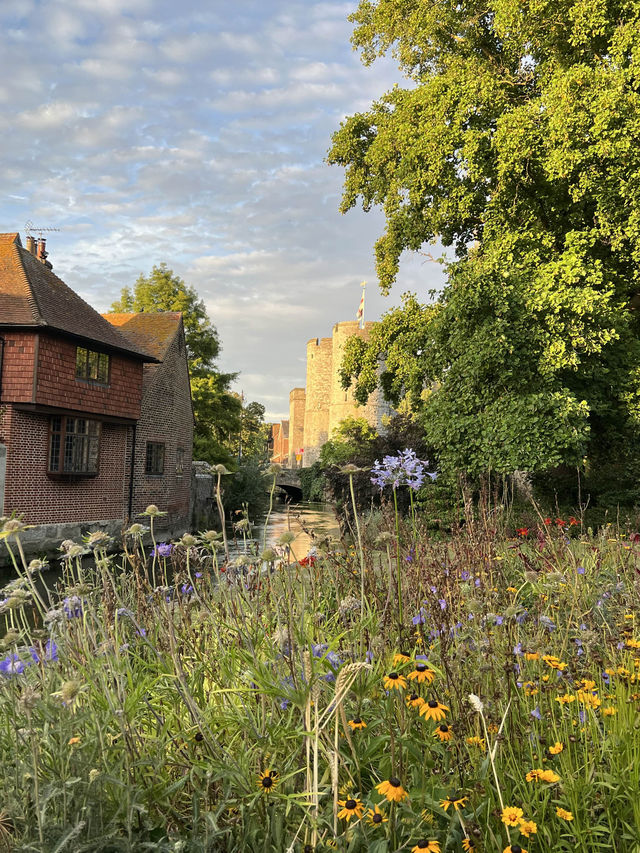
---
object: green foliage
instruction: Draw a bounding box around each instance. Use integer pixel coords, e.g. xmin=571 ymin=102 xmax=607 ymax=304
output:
xmin=112 ymin=263 xmax=219 ymax=369
xmin=298 ymin=462 xmax=326 ymax=502
xmin=330 ymin=0 xmax=640 ymax=481
xmin=112 ymin=264 xmax=266 ymax=468
xmin=222 ymin=458 xmax=270 ymax=518
xmin=319 ymin=416 xmax=378 ymax=468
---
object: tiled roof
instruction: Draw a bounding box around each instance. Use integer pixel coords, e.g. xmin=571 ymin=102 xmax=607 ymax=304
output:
xmin=102 ymin=312 xmax=182 ymax=361
xmin=0 ymin=233 xmax=154 ymax=360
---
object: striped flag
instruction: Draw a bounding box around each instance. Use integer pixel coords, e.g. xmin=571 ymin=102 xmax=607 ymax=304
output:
xmin=356 ymin=282 xmax=366 ymax=328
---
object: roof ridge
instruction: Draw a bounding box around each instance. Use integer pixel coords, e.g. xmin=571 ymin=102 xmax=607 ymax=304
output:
xmin=13 ymin=236 xmax=43 ymax=325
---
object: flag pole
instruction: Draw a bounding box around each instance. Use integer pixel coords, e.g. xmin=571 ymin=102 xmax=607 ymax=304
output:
xmin=357 ymin=280 xmax=366 ymax=329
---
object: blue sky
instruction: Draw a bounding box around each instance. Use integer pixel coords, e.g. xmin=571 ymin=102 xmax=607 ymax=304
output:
xmin=0 ymin=0 xmax=445 ymax=419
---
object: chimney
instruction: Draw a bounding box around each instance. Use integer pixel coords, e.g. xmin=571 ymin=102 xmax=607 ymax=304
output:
xmin=35 ymin=238 xmax=53 ymax=269
xmin=26 ymin=235 xmax=36 ymax=255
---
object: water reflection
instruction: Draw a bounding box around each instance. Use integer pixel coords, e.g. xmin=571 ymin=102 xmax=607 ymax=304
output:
xmin=229 ymin=500 xmax=340 ymax=561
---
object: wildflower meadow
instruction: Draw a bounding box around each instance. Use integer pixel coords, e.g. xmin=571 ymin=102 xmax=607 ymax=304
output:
xmin=0 ymin=460 xmax=639 ymax=852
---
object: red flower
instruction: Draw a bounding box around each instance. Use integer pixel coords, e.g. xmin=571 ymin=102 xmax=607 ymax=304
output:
xmin=543 ymin=518 xmax=552 ymax=526
xmin=555 ymin=518 xmax=565 ymax=527
xmin=568 ymin=517 xmax=578 ymax=526
xmin=516 ymin=528 xmax=529 ymax=537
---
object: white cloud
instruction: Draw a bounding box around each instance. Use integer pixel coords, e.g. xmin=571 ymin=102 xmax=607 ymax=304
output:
xmin=0 ymin=0 xmax=446 ymax=421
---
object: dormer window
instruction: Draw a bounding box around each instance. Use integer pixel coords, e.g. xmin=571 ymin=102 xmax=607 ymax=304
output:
xmin=76 ymin=347 xmax=109 ymax=384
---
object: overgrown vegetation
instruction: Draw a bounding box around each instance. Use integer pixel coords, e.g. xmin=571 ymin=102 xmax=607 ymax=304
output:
xmin=1 ymin=466 xmax=639 ymax=851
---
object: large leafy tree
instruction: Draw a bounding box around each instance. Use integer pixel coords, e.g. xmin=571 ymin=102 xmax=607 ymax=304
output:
xmin=112 ymin=265 xmax=245 ymax=466
xmin=331 ymin=0 xmax=640 ymax=479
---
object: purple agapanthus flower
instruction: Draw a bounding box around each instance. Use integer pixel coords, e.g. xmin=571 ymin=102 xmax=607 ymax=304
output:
xmin=152 ymin=543 xmax=173 ymax=558
xmin=370 ymin=449 xmax=436 ymax=491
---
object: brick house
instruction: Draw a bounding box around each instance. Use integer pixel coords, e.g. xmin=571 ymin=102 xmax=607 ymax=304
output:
xmin=0 ymin=232 xmax=194 ymax=558
xmin=269 ymin=420 xmax=289 ymax=464
xmin=103 ymin=312 xmax=194 ymax=534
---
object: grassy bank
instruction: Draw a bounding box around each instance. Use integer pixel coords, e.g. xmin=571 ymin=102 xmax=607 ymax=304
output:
xmin=0 ymin=503 xmax=639 ymax=852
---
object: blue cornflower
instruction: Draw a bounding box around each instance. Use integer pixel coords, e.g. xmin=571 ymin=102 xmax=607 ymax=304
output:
xmin=577 ymin=565 xmax=585 ymax=575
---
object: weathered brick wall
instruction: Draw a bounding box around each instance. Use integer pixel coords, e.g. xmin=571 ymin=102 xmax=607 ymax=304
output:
xmin=0 ymin=331 xmax=37 ymax=400
xmin=130 ymin=327 xmax=193 ymax=533
xmin=35 ymin=333 xmax=143 ymax=420
xmin=0 ymin=404 xmax=129 ymax=523
xmin=303 ymin=337 xmax=332 ymax=465
xmin=288 ymin=388 xmax=305 ymax=467
xmin=270 ymin=421 xmax=289 ymax=463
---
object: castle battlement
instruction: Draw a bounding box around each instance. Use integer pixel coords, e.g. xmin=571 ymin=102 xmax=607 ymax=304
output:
xmin=279 ymin=320 xmax=391 ymax=468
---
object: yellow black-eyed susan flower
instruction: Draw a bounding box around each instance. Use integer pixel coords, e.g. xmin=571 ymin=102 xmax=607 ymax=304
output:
xmin=503 ymin=846 xmax=527 ymax=853
xmin=556 ymin=807 xmax=574 ymax=821
xmin=411 ymin=840 xmax=440 ymax=852
xmin=383 ymin=672 xmax=407 ymax=691
xmin=367 ymin=804 xmax=388 ymax=827
xmin=408 ymin=662 xmax=436 ymax=683
xmin=337 ymin=798 xmax=364 ymax=822
xmin=525 ymin=769 xmax=543 ymax=782
xmin=462 ymin=840 xmax=475 ymax=851
xmin=257 ymin=769 xmax=278 ymax=793
xmin=501 ymin=806 xmax=524 ymax=826
xmin=419 ymin=699 xmax=449 ymax=721
xmin=433 ymin=723 xmax=453 ymax=742
xmin=347 ymin=716 xmax=367 ymax=730
xmin=393 ymin=651 xmax=411 ymax=665
xmin=466 ymin=735 xmax=486 ymax=750
xmin=375 ymin=777 xmax=408 ymax=802
xmin=439 ymin=793 xmax=466 ymax=811
xmin=518 ymin=819 xmax=537 ymax=838
xmin=407 ymin=692 xmax=425 ymax=709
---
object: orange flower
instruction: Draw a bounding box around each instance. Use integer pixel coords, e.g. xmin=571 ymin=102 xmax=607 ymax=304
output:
xmin=419 ymin=699 xmax=449 ymax=722
xmin=408 ymin=662 xmax=436 ymax=683
xmin=549 ymin=742 xmax=563 ymax=755
xmin=501 ymin=806 xmax=524 ymax=826
xmin=347 ymin=717 xmax=367 ymax=730
xmin=376 ymin=777 xmax=408 ymax=802
xmin=383 ymin=672 xmax=407 ymax=691
xmin=556 ymin=807 xmax=574 ymax=821
xmin=433 ymin=723 xmax=453 ymax=742
xmin=407 ymin=692 xmax=425 ymax=709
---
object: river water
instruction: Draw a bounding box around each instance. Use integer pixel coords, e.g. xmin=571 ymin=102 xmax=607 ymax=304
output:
xmin=0 ymin=500 xmax=339 ymax=589
xmin=228 ymin=499 xmax=339 ymax=561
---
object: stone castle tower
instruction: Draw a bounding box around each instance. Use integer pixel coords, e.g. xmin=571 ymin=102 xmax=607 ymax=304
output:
xmin=285 ymin=321 xmax=391 ymax=467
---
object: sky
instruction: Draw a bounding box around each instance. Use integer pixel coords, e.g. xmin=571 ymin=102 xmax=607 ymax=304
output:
xmin=0 ymin=0 xmax=446 ymax=420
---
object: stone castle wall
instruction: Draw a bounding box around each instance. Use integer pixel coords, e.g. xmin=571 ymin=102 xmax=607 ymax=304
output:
xmin=288 ymin=388 xmax=306 ymax=468
xmin=302 ymin=336 xmax=333 ymax=466
xmin=270 ymin=320 xmax=392 ymax=468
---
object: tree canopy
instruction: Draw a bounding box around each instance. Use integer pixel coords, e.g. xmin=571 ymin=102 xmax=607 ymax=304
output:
xmin=111 ymin=265 xmax=261 ymax=467
xmin=331 ymin=0 xmax=640 ymax=481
